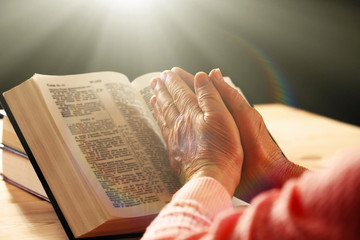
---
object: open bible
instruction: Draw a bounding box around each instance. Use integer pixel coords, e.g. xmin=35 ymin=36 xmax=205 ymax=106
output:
xmin=1 ymin=72 xmax=247 ymax=239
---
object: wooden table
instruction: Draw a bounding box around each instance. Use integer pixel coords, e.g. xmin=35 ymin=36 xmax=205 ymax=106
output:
xmin=1 ymin=104 xmax=360 ymax=239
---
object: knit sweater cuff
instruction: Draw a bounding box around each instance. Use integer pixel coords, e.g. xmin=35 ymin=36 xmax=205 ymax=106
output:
xmin=172 ymin=177 xmax=233 ymax=218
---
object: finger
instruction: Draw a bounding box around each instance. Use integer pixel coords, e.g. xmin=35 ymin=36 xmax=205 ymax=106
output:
xmin=194 ymin=72 xmax=229 ymax=116
xmin=160 ymin=70 xmax=200 ymax=115
xmin=150 ymin=77 xmax=180 ymax=129
xmin=150 ymin=95 xmax=170 ymax=141
xmin=209 ymin=69 xmax=251 ymax=114
xmin=171 ymin=67 xmax=195 ymax=91
xmin=210 ymin=69 xmax=282 ymax=158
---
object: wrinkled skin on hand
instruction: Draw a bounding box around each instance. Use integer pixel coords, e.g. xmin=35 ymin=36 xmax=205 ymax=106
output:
xmin=168 ymin=108 xmax=238 ymax=185
xmin=170 ymin=67 xmax=306 ymax=201
xmin=150 ymin=71 xmax=243 ymax=195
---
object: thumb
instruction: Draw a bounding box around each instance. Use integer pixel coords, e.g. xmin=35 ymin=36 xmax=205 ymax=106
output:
xmin=194 ymin=72 xmax=228 ymax=115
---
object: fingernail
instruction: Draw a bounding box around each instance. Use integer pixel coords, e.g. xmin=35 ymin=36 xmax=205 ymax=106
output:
xmin=150 ymin=78 xmax=157 ymax=89
xmin=214 ymin=68 xmax=224 ymax=82
xmin=150 ymin=95 xmax=157 ymax=107
xmin=209 ymin=69 xmax=216 ymax=76
xmin=160 ymin=71 xmax=167 ymax=82
xmin=195 ymin=73 xmax=209 ymax=88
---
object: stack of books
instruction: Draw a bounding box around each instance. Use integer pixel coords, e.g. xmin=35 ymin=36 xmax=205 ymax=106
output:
xmin=0 ymin=111 xmax=48 ymax=201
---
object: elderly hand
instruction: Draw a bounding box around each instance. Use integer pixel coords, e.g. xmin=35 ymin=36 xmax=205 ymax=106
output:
xmin=171 ymin=67 xmax=306 ymax=201
xmin=149 ymin=70 xmax=243 ymax=195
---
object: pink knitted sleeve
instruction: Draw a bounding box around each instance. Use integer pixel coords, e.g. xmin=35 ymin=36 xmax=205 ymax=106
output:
xmin=142 ymin=150 xmax=360 ymax=240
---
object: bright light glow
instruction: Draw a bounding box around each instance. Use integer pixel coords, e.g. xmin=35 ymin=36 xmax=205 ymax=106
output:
xmin=95 ymin=0 xmax=161 ymax=15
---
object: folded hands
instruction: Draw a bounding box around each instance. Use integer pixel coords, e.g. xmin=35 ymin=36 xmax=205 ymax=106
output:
xmin=150 ymin=67 xmax=306 ymax=199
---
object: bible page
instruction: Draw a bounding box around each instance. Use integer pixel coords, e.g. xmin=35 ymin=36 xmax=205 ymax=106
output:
xmin=34 ymin=72 xmax=180 ymax=218
xmin=130 ymin=72 xmax=161 ymax=124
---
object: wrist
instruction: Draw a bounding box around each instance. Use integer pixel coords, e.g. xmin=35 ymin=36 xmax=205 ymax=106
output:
xmin=236 ymin=143 xmax=307 ymax=202
xmin=185 ymin=165 xmax=240 ymax=196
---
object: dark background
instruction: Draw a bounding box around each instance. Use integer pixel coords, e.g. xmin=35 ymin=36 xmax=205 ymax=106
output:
xmin=1 ymin=0 xmax=359 ymax=125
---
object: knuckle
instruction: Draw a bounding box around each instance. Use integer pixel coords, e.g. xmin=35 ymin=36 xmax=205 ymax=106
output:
xmin=163 ymin=100 xmax=175 ymax=112
xmin=160 ymin=122 xmax=168 ymax=132
xmin=162 ymin=102 xmax=176 ymax=119
xmin=154 ymin=82 xmax=166 ymax=95
xmin=165 ymin=76 xmax=183 ymax=99
xmin=163 ymin=101 xmax=175 ymax=111
xmin=199 ymin=90 xmax=216 ymax=102
xmin=182 ymin=95 xmax=197 ymax=109
xmin=253 ymin=108 xmax=264 ymax=121
xmin=229 ymin=88 xmax=250 ymax=112
xmin=172 ymin=87 xmax=184 ymax=103
xmin=252 ymin=108 xmax=266 ymax=128
xmin=230 ymin=88 xmax=241 ymax=102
